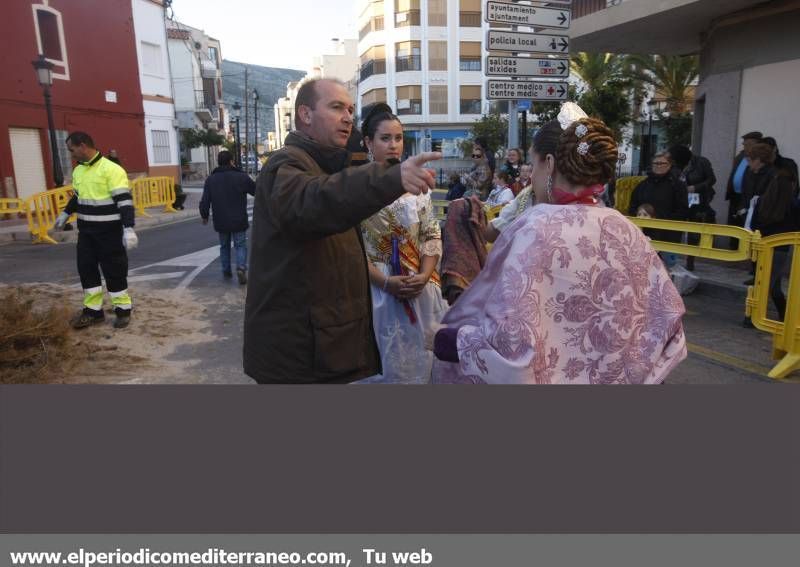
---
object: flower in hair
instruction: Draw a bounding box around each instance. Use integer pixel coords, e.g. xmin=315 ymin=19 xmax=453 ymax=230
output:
xmin=557 ymin=102 xmax=588 ymax=131
xmin=577 ymin=142 xmax=591 ymax=156
xmin=575 ymin=124 xmax=589 ymax=138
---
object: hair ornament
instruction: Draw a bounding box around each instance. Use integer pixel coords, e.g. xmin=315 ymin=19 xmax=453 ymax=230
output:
xmin=577 ymin=141 xmax=591 ymax=156
xmin=557 ymin=102 xmax=588 ymax=131
xmin=575 ymin=124 xmax=589 ymax=139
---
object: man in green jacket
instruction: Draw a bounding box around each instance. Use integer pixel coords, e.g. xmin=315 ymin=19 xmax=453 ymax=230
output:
xmin=244 ymin=78 xmax=440 ymax=383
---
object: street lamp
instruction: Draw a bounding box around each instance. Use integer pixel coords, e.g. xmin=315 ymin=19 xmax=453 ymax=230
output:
xmin=252 ymin=89 xmax=260 ymax=175
xmin=232 ymin=102 xmax=242 ymax=168
xmin=32 ymin=54 xmax=64 ymax=187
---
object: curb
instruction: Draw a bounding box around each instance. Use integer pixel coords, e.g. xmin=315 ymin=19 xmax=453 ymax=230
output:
xmin=0 ymin=209 xmax=199 ymax=244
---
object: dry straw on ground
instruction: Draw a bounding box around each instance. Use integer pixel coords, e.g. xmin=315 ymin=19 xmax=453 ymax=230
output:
xmin=0 ymin=283 xmax=213 ymax=384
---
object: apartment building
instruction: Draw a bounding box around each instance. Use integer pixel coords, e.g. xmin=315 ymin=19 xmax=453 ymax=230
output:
xmin=356 ymin=0 xmax=488 ymax=159
xmin=167 ymin=20 xmax=226 ymax=178
xmin=570 ymin=0 xmax=800 ymax=220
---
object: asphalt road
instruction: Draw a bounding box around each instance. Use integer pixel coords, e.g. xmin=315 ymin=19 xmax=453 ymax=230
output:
xmin=1 ymin=212 xmax=795 ymax=384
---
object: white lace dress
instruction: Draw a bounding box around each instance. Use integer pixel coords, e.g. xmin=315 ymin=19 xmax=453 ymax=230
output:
xmin=356 ymin=193 xmax=449 ymax=384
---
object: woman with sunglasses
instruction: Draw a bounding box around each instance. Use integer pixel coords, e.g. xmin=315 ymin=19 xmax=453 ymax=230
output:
xmin=462 ymin=147 xmax=493 ymax=199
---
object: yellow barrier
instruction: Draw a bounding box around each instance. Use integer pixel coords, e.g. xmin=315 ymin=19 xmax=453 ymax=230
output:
xmin=432 ymin=199 xmax=449 ymax=221
xmin=0 ymin=198 xmax=27 ymax=216
xmin=627 ymin=217 xmax=755 ymax=262
xmin=614 ymin=176 xmax=646 ymax=215
xmin=746 ymin=234 xmax=800 ymax=379
xmin=130 ymin=176 xmax=177 ymax=217
xmin=25 ymin=186 xmax=75 ymax=244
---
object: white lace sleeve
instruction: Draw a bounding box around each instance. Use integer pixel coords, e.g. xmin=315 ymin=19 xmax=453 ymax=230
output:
xmin=490 ymin=194 xmax=522 ymax=232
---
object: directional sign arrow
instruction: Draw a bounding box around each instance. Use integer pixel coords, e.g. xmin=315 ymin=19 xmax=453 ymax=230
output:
xmin=487 ymin=31 xmax=571 ymax=56
xmin=558 ymin=84 xmax=566 ymax=97
xmin=559 ymin=38 xmax=569 ymax=52
xmin=558 ymin=61 xmax=567 ymax=74
xmin=558 ymin=12 xmax=567 ymax=25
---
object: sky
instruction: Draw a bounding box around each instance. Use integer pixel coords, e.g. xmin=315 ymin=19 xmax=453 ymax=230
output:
xmin=168 ymin=0 xmax=358 ymax=70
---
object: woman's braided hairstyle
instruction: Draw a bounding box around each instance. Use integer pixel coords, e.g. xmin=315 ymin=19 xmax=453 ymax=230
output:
xmin=555 ymin=117 xmax=618 ymax=187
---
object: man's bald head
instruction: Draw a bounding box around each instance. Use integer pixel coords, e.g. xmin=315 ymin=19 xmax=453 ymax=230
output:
xmin=294 ymin=79 xmax=355 ymax=148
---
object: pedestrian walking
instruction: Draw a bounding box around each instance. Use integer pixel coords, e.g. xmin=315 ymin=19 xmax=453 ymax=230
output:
xmin=243 ymin=78 xmax=441 ymax=384
xmin=199 ymin=150 xmax=255 ymax=285
xmin=725 ymin=131 xmax=762 ymax=232
xmin=53 ymin=132 xmax=138 ymax=329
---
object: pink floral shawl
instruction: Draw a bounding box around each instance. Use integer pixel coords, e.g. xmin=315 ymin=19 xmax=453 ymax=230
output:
xmin=432 ymin=204 xmax=687 ymax=384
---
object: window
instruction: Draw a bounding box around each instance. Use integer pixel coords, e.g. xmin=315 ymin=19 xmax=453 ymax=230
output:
xmin=396 ymin=85 xmax=422 ymax=115
xmin=152 ymin=130 xmax=171 ymax=164
xmin=459 ymin=42 xmax=481 ymax=71
xmin=429 ymin=41 xmax=447 ymax=71
xmin=208 ymin=46 xmax=218 ymax=66
xmin=361 ymin=88 xmax=387 ymax=119
xmin=460 ymin=85 xmax=482 ymax=114
xmin=428 ymin=0 xmax=447 ymax=26
xmin=359 ymin=1 xmax=385 ymax=40
xmin=141 ymin=42 xmax=163 ymax=76
xmin=429 ymin=86 xmax=448 ymax=115
xmin=395 ymin=0 xmax=420 ymax=27
xmin=459 ymin=0 xmax=481 ymax=27
xmin=32 ymin=4 xmax=69 ymax=80
xmin=396 ymin=41 xmax=421 ymax=72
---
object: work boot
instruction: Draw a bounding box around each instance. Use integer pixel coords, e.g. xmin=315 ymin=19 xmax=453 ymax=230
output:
xmin=237 ymin=267 xmax=247 ymax=285
xmin=113 ymin=308 xmax=131 ymax=329
xmin=742 ymin=317 xmax=755 ymax=329
xmin=685 ymin=256 xmax=695 ymax=271
xmin=71 ymin=308 xmax=105 ymax=329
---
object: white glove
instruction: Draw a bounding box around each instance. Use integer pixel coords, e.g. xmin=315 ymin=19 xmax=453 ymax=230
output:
xmin=53 ymin=212 xmax=69 ymax=230
xmin=123 ymin=227 xmax=138 ymax=250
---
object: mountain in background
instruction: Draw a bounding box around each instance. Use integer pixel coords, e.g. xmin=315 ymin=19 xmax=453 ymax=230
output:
xmin=222 ymin=60 xmax=305 ymax=138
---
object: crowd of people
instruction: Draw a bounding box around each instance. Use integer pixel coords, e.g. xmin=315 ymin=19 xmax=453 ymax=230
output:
xmin=51 ymin=76 xmax=798 ymax=385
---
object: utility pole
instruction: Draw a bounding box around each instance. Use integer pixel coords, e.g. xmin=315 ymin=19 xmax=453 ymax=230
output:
xmin=253 ymin=88 xmax=260 ymax=172
xmin=244 ymin=65 xmax=249 ymax=175
xmin=520 ymin=110 xmax=528 ymax=158
xmin=507 ymin=1 xmax=519 ymax=151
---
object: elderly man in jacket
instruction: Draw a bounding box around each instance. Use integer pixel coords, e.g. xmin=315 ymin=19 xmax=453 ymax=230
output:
xmin=200 ymin=150 xmax=256 ymax=285
xmin=244 ymin=78 xmax=441 ymax=384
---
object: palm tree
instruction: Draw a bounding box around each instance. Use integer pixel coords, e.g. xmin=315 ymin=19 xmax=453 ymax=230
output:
xmin=626 ymin=54 xmax=699 ymax=112
xmin=569 ymin=52 xmax=631 ymax=91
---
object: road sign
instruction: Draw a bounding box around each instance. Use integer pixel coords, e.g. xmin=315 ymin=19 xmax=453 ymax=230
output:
xmin=487 ymin=80 xmax=568 ymax=101
xmin=487 ymin=30 xmax=570 ymax=55
xmin=486 ymin=55 xmax=569 ymax=77
xmin=485 ymin=1 xmax=571 ymax=29
xmin=517 ymin=100 xmax=531 ymax=111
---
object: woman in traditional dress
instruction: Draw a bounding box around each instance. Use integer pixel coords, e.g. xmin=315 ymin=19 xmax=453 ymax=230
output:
xmin=430 ymin=105 xmax=687 ymax=384
xmin=356 ymin=103 xmax=449 ymax=383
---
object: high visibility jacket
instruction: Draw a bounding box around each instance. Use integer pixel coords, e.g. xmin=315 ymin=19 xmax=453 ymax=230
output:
xmin=64 ymin=152 xmax=134 ymax=232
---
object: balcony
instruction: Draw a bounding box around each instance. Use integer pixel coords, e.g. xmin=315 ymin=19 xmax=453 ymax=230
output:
xmin=395 ymin=55 xmax=422 ymax=72
xmin=459 ymin=57 xmax=481 ymax=72
xmin=570 ymin=0 xmax=767 ymax=54
xmin=194 ymin=90 xmax=218 ymax=121
xmin=459 ymin=11 xmax=481 ymax=27
xmin=395 ymin=10 xmax=420 ymax=27
xmin=359 ymin=16 xmax=384 ymax=40
xmin=360 ymin=59 xmax=386 ymax=81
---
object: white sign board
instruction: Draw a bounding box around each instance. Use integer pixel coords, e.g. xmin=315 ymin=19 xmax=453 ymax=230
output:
xmin=486 ymin=30 xmax=570 ymax=55
xmin=485 ymin=1 xmax=571 ymax=29
xmin=486 ymin=80 xmax=568 ymax=101
xmin=486 ymin=55 xmax=569 ymax=77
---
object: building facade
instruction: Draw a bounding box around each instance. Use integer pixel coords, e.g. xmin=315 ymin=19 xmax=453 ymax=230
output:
xmin=356 ymin=0 xmax=488 ymax=160
xmin=0 ymin=0 xmax=149 ymax=200
xmin=271 ymin=39 xmax=360 ymax=150
xmin=571 ymin=0 xmax=800 ymax=220
xmin=167 ymin=20 xmax=226 ymax=179
xmin=132 ymin=0 xmax=180 ymax=183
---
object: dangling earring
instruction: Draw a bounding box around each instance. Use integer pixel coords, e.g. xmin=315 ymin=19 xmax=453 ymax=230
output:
xmin=367 ymin=150 xmax=374 ymax=162
xmin=546 ymin=175 xmax=553 ymax=203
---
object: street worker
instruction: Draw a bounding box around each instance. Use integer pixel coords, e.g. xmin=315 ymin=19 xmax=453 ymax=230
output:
xmin=200 ymin=150 xmax=256 ymax=285
xmin=243 ymin=78 xmax=441 ymax=384
xmin=54 ymin=132 xmax=138 ymax=329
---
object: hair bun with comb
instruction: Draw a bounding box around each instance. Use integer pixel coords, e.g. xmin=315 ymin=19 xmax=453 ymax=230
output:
xmin=556 ymin=117 xmax=619 ymax=187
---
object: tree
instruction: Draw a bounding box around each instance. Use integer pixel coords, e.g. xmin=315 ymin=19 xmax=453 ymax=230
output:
xmin=568 ymin=53 xmax=634 ymax=140
xmin=626 ymin=54 xmax=699 ymax=112
xmin=459 ymin=114 xmax=508 ymax=158
xmin=570 ymin=52 xmax=631 ymax=92
xmin=658 ymin=111 xmax=694 ymax=147
xmin=180 ymin=128 xmax=226 ymax=150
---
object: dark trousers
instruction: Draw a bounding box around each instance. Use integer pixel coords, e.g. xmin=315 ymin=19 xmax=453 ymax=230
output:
xmin=727 ymin=194 xmax=744 ymax=250
xmin=770 ymin=247 xmax=790 ymax=321
xmin=77 ymin=227 xmax=128 ymax=293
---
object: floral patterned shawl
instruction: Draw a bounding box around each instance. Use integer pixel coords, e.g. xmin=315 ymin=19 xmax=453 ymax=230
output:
xmin=432 ymin=204 xmax=687 ymax=384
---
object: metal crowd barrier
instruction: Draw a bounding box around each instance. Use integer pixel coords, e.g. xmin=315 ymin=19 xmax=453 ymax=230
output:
xmin=628 ymin=216 xmax=799 ymax=380
xmin=613 ymin=175 xmax=646 ymax=215
xmin=0 ymin=197 xmax=27 ymax=217
xmin=25 ymin=185 xmax=76 ymax=244
xmin=130 ymin=176 xmax=177 ymax=217
xmin=21 ymin=177 xmax=177 ymax=244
